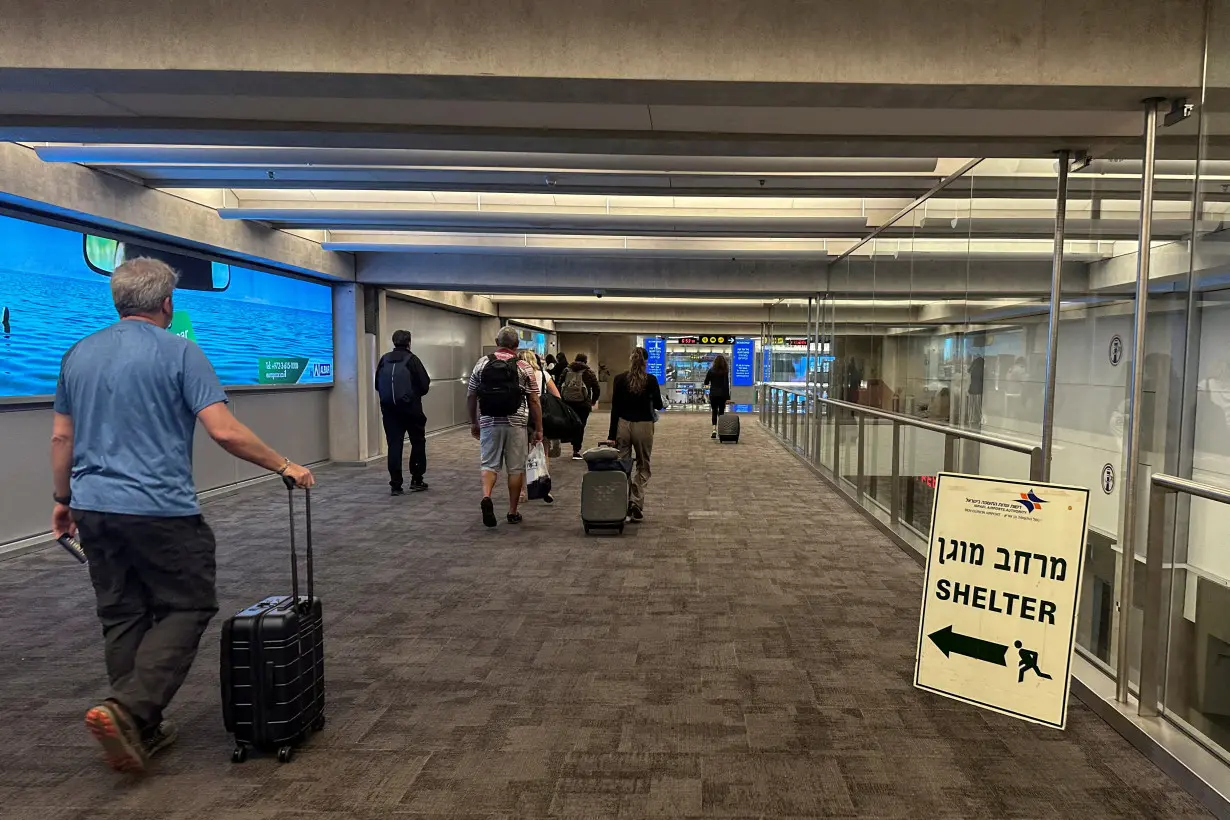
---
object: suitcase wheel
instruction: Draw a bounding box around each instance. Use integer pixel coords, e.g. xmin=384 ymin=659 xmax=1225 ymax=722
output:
xmin=231 ymin=745 xmax=249 ymax=764
xmin=583 ymin=524 xmax=590 ymax=535
xmin=277 ymin=745 xmax=295 ymax=764
xmin=312 ymin=714 xmax=327 ymax=732
xmin=618 ymin=524 xmax=625 ymax=535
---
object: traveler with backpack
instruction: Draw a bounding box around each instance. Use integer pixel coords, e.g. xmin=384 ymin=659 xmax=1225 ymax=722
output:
xmin=560 ymin=353 xmax=600 ymax=459
xmin=375 ymin=330 xmax=432 ymax=495
xmin=466 ymin=327 xmax=544 ymax=527
xmin=520 ymin=349 xmax=558 ymax=504
xmin=703 ymin=354 xmax=731 ymax=439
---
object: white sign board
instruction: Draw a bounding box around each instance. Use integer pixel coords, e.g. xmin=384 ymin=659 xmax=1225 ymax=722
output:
xmin=914 ymin=473 xmax=1090 ymax=729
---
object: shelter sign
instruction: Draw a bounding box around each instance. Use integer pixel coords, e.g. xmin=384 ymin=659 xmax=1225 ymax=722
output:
xmin=914 ymin=474 xmax=1089 ymax=729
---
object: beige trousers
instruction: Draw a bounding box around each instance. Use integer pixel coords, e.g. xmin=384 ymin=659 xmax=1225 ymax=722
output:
xmin=616 ymin=419 xmax=655 ymax=511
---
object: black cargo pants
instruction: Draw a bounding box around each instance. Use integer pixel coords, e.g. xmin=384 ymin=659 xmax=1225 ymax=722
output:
xmin=381 ymin=403 xmax=428 ymax=489
xmin=74 ymin=510 xmax=219 ymax=729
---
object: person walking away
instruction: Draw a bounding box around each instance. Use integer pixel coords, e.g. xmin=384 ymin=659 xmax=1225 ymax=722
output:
xmin=560 ymin=352 xmax=600 ymax=459
xmin=375 ymin=329 xmax=431 ymax=495
xmin=50 ymin=258 xmax=315 ymax=773
xmin=704 ymin=354 xmax=731 ymax=439
xmin=520 ymin=349 xmax=558 ymax=504
xmin=551 ymin=353 xmax=569 ymax=387
xmin=467 ymin=326 xmax=543 ymax=527
xmin=603 ymin=347 xmax=664 ymax=523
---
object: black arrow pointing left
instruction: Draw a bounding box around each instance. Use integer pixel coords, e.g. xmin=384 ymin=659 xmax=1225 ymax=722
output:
xmin=928 ymin=625 xmax=1008 ymax=667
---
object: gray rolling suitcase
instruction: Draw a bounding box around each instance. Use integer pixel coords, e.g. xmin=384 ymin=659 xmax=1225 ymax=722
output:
xmin=582 ymin=470 xmax=629 ymax=534
xmin=717 ymin=413 xmax=740 ymax=443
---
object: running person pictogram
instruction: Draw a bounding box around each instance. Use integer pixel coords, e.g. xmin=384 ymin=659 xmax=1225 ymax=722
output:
xmin=1014 ymin=641 xmax=1052 ymax=683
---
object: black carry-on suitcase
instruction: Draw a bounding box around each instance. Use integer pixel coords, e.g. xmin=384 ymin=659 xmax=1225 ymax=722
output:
xmin=221 ymin=477 xmax=325 ymax=764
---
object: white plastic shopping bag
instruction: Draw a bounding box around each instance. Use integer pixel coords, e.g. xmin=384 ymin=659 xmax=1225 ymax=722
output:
xmin=526 ymin=442 xmax=552 ymax=499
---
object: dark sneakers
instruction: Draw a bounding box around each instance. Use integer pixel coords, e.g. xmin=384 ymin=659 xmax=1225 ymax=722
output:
xmin=543 ymin=492 xmax=555 ymax=504
xmin=628 ymin=506 xmax=644 ymax=523
xmin=142 ymin=720 xmax=178 ymax=758
xmin=571 ymin=452 xmax=584 ymax=461
xmin=481 ymin=497 xmax=498 ymax=528
xmin=390 ymin=486 xmax=405 ymax=496
xmin=85 ymin=700 xmax=147 ymax=773
xmin=410 ymin=478 xmax=429 ymax=492
xmin=507 ymin=512 xmax=523 ymax=524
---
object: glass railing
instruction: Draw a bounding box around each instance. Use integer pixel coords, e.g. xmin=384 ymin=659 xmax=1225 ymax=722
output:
xmin=764 ymin=386 xmax=1042 ymax=556
xmin=1137 ymin=473 xmax=1230 ymax=765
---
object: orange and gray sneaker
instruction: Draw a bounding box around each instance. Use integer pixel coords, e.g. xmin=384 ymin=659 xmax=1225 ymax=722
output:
xmin=85 ymin=700 xmax=148 ymax=773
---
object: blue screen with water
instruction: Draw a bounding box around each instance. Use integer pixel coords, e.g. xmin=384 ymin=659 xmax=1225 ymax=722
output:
xmin=0 ymin=214 xmax=334 ymax=397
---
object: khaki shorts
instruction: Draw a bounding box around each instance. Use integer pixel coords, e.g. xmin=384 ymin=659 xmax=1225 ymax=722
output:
xmin=479 ymin=424 xmax=529 ymax=474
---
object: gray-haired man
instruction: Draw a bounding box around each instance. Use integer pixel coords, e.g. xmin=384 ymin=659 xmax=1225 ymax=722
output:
xmin=51 ymin=258 xmax=314 ymax=773
xmin=466 ymin=326 xmax=543 ymax=527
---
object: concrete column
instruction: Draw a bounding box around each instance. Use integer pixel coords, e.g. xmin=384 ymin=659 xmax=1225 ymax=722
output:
xmin=329 ymin=282 xmax=373 ymax=464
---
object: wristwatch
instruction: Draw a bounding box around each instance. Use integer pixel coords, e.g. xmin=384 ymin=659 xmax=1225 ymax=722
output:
xmin=53 ymin=492 xmax=71 ymax=505
xmin=275 ymin=457 xmax=291 ymax=475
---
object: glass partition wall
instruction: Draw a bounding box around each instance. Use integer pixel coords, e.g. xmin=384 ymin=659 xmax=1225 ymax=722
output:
xmin=761 ymin=13 xmax=1230 ymax=768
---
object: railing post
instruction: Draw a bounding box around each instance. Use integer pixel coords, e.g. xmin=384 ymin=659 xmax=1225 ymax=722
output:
xmin=791 ymin=394 xmax=799 ymax=448
xmin=891 ymin=421 xmax=901 ymax=527
xmin=856 ymin=414 xmax=866 ymax=502
xmin=1138 ymin=481 xmax=1169 ymax=717
xmin=833 ymin=409 xmax=842 ymax=482
xmin=1029 ymin=446 xmax=1044 ymax=483
xmin=943 ymin=434 xmax=958 ymax=473
xmin=812 ymin=394 xmax=821 ymax=464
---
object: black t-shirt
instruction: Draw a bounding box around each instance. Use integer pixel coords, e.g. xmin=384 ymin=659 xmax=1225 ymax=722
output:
xmin=704 ymin=368 xmax=730 ymax=401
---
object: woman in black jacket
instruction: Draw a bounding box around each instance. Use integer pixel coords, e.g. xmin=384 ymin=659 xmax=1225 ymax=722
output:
xmin=703 ymin=354 xmax=731 ymax=439
xmin=603 ymin=347 xmax=664 ymax=523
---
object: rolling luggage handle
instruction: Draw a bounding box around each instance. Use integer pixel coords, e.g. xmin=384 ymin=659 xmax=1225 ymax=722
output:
xmin=282 ymin=475 xmax=314 ymax=612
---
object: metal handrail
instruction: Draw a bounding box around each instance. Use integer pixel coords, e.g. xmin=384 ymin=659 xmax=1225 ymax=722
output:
xmin=765 ymin=384 xmax=1044 ymax=533
xmin=773 ymin=388 xmax=1040 ymax=457
xmin=1138 ymin=472 xmax=1230 ymax=721
xmin=1151 ymin=473 xmax=1230 ymax=505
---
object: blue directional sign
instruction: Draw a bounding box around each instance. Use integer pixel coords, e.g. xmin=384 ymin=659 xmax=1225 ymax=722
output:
xmin=645 ymin=336 xmax=666 ymax=384
xmin=732 ymin=338 xmax=755 ymax=386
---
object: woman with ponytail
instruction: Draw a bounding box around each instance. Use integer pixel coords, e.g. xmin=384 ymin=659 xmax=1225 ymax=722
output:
xmin=602 ymin=346 xmax=664 ymax=523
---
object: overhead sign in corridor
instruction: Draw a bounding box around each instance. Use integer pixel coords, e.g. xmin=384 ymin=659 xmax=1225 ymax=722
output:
xmin=732 ymin=338 xmax=755 ymax=386
xmin=914 ymin=474 xmax=1090 ymax=729
xmin=645 ymin=337 xmax=666 ymax=384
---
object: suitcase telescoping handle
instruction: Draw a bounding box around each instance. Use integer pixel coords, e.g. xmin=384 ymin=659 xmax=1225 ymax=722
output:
xmin=282 ymin=475 xmax=314 ymax=609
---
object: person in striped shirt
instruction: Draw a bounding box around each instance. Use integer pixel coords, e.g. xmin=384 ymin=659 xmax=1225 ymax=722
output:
xmin=466 ymin=326 xmax=542 ymax=527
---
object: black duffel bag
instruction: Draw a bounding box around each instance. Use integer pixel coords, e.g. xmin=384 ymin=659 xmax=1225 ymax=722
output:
xmin=541 ymin=392 xmax=581 ymax=440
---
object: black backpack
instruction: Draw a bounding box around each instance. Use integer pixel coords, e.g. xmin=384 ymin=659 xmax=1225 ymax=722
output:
xmin=377 ymin=351 xmax=417 ymax=406
xmin=477 ymin=354 xmax=524 ymax=417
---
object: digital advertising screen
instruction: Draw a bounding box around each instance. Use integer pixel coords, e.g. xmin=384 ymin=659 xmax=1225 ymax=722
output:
xmin=645 ymin=336 xmax=666 ymax=384
xmin=0 ymin=213 xmax=333 ymax=398
xmin=732 ymin=338 xmax=755 ymax=386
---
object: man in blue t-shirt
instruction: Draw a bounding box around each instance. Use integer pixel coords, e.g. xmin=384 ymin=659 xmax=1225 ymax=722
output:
xmin=51 ymin=258 xmax=314 ymax=774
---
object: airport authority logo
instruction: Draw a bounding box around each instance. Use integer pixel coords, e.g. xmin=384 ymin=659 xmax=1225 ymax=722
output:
xmin=1015 ymin=490 xmax=1047 ymax=514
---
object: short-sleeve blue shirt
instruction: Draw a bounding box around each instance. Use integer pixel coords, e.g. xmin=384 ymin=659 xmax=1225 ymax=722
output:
xmin=54 ymin=320 xmax=228 ymax=517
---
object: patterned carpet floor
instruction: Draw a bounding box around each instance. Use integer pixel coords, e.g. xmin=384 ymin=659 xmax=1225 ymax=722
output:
xmin=0 ymin=413 xmax=1210 ymax=819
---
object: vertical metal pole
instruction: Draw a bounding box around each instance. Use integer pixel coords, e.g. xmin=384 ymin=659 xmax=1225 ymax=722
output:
xmin=791 ymin=393 xmax=799 ymax=447
xmin=943 ymin=434 xmax=958 ymax=473
xmin=1138 ymin=482 xmax=1169 ymax=717
xmin=891 ymin=421 xmax=901 ymax=527
xmin=801 ymin=298 xmax=811 ymax=459
xmin=1116 ymin=99 xmax=1162 ymax=703
xmin=1029 ymin=446 xmax=1044 ymax=484
xmin=1039 ymin=150 xmax=1071 ymax=483
xmin=1167 ymin=7 xmax=1212 ymax=712
xmin=833 ymin=405 xmax=842 ymax=482
xmin=857 ymin=414 xmax=866 ymax=502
